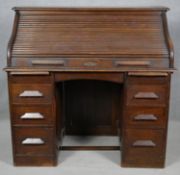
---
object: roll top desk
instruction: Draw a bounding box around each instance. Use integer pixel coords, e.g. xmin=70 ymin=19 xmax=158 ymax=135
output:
xmin=4 ymin=7 xmax=174 ymax=168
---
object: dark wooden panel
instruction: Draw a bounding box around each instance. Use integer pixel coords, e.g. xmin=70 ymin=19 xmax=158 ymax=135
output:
xmin=12 ymin=12 xmax=168 ymax=57
xmin=64 ymin=80 xmax=121 ymax=135
xmin=10 ymin=84 xmax=53 ymax=104
xmin=14 ymin=155 xmax=57 ymax=166
xmin=122 ymin=128 xmax=166 ymax=168
xmin=13 ymin=127 xmax=56 ymax=156
xmin=55 ymin=72 xmax=124 ymax=83
xmin=127 ymin=76 xmax=168 ymax=85
xmin=55 ymin=82 xmax=64 ymax=145
xmin=11 ymin=57 xmax=170 ymax=70
xmin=11 ymin=105 xmax=54 ymax=126
xmin=9 ymin=7 xmax=172 ymax=69
xmin=126 ymin=84 xmax=167 ymax=106
xmin=9 ymin=75 xmax=52 ymax=83
xmin=123 ymin=107 xmax=167 ymax=128
xmin=126 ymin=76 xmax=169 ymax=107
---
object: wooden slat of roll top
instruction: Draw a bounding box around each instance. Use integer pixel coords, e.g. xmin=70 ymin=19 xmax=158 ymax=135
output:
xmin=11 ymin=9 xmax=169 ymax=57
xmin=18 ymin=18 xmax=162 ymax=24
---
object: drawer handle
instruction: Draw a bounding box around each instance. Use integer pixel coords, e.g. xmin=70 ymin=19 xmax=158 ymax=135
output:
xmin=19 ymin=90 xmax=43 ymax=97
xmin=134 ymin=114 xmax=157 ymax=121
xmin=83 ymin=62 xmax=97 ymax=67
xmin=22 ymin=138 xmax=45 ymax=145
xmin=32 ymin=60 xmax=65 ymax=66
xmin=20 ymin=112 xmax=44 ymax=119
xmin=132 ymin=140 xmax=156 ymax=147
xmin=134 ymin=92 xmax=159 ymax=99
xmin=115 ymin=61 xmax=151 ymax=67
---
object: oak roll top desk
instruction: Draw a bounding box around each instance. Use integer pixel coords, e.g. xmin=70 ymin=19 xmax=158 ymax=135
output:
xmin=4 ymin=7 xmax=174 ymax=168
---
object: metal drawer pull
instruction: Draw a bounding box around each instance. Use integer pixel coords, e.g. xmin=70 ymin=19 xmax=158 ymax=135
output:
xmin=20 ymin=112 xmax=44 ymax=119
xmin=134 ymin=92 xmax=159 ymax=99
xmin=132 ymin=140 xmax=156 ymax=147
xmin=19 ymin=90 xmax=43 ymax=97
xmin=83 ymin=62 xmax=97 ymax=67
xmin=115 ymin=61 xmax=151 ymax=67
xmin=32 ymin=60 xmax=65 ymax=66
xmin=22 ymin=138 xmax=45 ymax=145
xmin=134 ymin=114 xmax=157 ymax=121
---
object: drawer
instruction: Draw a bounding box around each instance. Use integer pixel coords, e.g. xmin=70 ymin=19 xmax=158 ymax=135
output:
xmin=66 ymin=59 xmax=161 ymax=69
xmin=127 ymin=76 xmax=169 ymax=85
xmin=65 ymin=58 xmax=167 ymax=69
xmin=124 ymin=107 xmax=167 ymax=128
xmin=10 ymin=84 xmax=53 ymax=104
xmin=13 ymin=127 xmax=55 ymax=156
xmin=9 ymin=75 xmax=52 ymax=84
xmin=11 ymin=105 xmax=54 ymax=125
xmin=30 ymin=58 xmax=115 ymax=69
xmin=122 ymin=128 xmax=166 ymax=167
xmin=126 ymin=84 xmax=167 ymax=106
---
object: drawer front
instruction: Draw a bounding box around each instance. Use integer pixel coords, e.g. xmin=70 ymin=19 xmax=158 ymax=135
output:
xmin=9 ymin=75 xmax=52 ymax=84
xmin=66 ymin=59 xmax=111 ymax=69
xmin=126 ymin=84 xmax=167 ymax=106
xmin=12 ymin=105 xmax=54 ymax=125
xmin=13 ymin=127 xmax=55 ymax=156
xmin=127 ymin=76 xmax=168 ymax=85
xmin=122 ymin=128 xmax=166 ymax=167
xmin=13 ymin=57 xmax=169 ymax=70
xmin=124 ymin=107 xmax=167 ymax=128
xmin=11 ymin=84 xmax=53 ymax=104
xmin=66 ymin=59 xmax=165 ymax=69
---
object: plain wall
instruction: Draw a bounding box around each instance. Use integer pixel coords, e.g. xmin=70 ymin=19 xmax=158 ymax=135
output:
xmin=0 ymin=0 xmax=180 ymax=121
